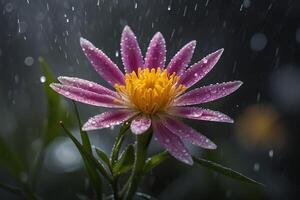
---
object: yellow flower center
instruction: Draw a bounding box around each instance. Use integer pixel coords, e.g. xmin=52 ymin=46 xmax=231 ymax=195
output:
xmin=115 ymin=68 xmax=186 ymax=114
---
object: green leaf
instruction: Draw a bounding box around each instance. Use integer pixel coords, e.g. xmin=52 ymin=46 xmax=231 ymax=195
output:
xmin=0 ymin=136 xmax=25 ymax=177
xmin=143 ymin=151 xmax=169 ymax=173
xmin=73 ymin=101 xmax=92 ymax=154
xmin=39 ymin=57 xmax=67 ymax=144
xmin=60 ymin=122 xmax=108 ymax=200
xmin=60 ymin=122 xmax=112 ymax=182
xmin=193 ymin=156 xmax=265 ymax=186
xmin=113 ymin=145 xmax=134 ymax=177
xmin=110 ymin=122 xmax=130 ymax=165
xmin=95 ymin=147 xmax=110 ymax=168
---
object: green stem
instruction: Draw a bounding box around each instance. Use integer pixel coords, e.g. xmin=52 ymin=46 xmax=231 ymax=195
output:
xmin=110 ymin=123 xmax=130 ymax=200
xmin=111 ymin=123 xmax=130 ymax=165
xmin=124 ymin=132 xmax=152 ymax=200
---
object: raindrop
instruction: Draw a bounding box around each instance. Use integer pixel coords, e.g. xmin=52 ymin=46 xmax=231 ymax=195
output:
xmin=183 ymin=6 xmax=187 ymax=16
xmin=24 ymin=56 xmax=34 ymax=66
xmin=167 ymin=5 xmax=171 ymax=11
xmin=253 ymin=163 xmax=260 ymax=172
xmin=14 ymin=75 xmax=19 ymax=83
xmin=115 ymin=51 xmax=119 ymax=57
xmin=250 ymin=33 xmax=268 ymax=51
xmin=256 ymin=92 xmax=261 ymax=102
xmin=5 ymin=3 xmax=14 ymax=13
xmin=205 ymin=0 xmax=210 ymax=7
xmin=110 ymin=126 xmax=115 ymax=130
xmin=134 ymin=2 xmax=138 ymax=9
xmin=296 ymin=28 xmax=300 ymax=43
xmin=17 ymin=20 xmax=28 ymax=34
xmin=243 ymin=0 xmax=251 ymax=8
xmin=40 ymin=76 xmax=46 ymax=83
xmin=269 ymin=150 xmax=274 ymax=158
xmin=72 ymin=6 xmax=75 ymax=11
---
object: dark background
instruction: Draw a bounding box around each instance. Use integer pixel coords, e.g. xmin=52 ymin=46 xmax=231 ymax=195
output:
xmin=1 ymin=0 xmax=300 ymax=199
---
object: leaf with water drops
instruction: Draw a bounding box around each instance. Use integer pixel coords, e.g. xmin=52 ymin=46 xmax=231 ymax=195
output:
xmin=143 ymin=151 xmax=169 ymax=173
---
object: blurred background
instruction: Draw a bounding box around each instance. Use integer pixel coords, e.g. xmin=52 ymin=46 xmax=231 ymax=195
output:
xmin=0 ymin=0 xmax=300 ymax=199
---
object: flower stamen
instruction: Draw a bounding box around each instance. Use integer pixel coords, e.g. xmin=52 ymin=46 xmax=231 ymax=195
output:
xmin=115 ymin=68 xmax=186 ymax=114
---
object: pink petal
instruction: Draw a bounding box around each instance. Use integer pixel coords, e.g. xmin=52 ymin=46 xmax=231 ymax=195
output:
xmin=121 ymin=26 xmax=143 ymax=73
xmin=82 ymin=109 xmax=137 ymax=131
xmin=152 ymin=119 xmax=193 ymax=165
xmin=160 ymin=116 xmax=217 ymax=149
xmin=174 ymin=81 xmax=243 ymax=106
xmin=130 ymin=115 xmax=151 ymax=135
xmin=58 ymin=76 xmax=117 ymax=97
xmin=170 ymin=107 xmax=234 ymax=123
xmin=50 ymin=83 xmax=124 ymax=108
xmin=179 ymin=49 xmax=224 ymax=88
xmin=144 ymin=32 xmax=166 ymax=70
xmin=167 ymin=41 xmax=196 ymax=76
xmin=80 ymin=38 xmax=125 ymax=86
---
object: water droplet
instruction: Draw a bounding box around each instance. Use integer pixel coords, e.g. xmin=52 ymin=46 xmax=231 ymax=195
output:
xmin=203 ymin=58 xmax=208 ymax=63
xmin=253 ymin=163 xmax=260 ymax=172
xmin=269 ymin=150 xmax=274 ymax=158
xmin=40 ymin=76 xmax=46 ymax=83
xmin=24 ymin=56 xmax=34 ymax=66
xmin=115 ymin=51 xmax=119 ymax=57
xmin=5 ymin=3 xmax=14 ymax=13
xmin=167 ymin=5 xmax=171 ymax=11
xmin=110 ymin=126 xmax=115 ymax=130
xmin=250 ymin=33 xmax=267 ymax=51
xmin=134 ymin=2 xmax=138 ymax=9
xmin=18 ymin=20 xmax=28 ymax=33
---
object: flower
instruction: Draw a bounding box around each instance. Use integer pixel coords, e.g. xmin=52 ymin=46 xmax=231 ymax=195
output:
xmin=50 ymin=26 xmax=242 ymax=165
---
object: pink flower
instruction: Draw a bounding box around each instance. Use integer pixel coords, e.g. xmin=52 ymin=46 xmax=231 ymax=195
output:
xmin=50 ymin=26 xmax=242 ymax=165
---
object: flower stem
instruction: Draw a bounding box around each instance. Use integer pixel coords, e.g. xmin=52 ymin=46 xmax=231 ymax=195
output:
xmin=124 ymin=131 xmax=152 ymax=200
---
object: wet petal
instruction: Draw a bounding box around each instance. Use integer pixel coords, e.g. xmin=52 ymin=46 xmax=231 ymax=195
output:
xmin=174 ymin=81 xmax=243 ymax=106
xmin=152 ymin=119 xmax=193 ymax=165
xmin=121 ymin=26 xmax=143 ymax=73
xmin=179 ymin=49 xmax=224 ymax=88
xmin=170 ymin=107 xmax=234 ymax=123
xmin=58 ymin=76 xmax=117 ymax=97
xmin=160 ymin=116 xmax=217 ymax=149
xmin=167 ymin=41 xmax=196 ymax=76
xmin=130 ymin=115 xmax=151 ymax=135
xmin=144 ymin=32 xmax=166 ymax=70
xmin=80 ymin=38 xmax=125 ymax=86
xmin=50 ymin=83 xmax=124 ymax=108
xmin=82 ymin=109 xmax=137 ymax=131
